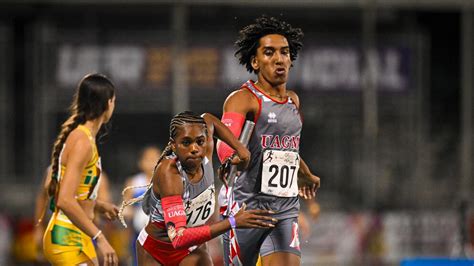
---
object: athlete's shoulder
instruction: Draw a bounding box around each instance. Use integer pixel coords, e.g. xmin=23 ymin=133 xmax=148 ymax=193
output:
xmin=287 ymin=90 xmax=300 ymax=108
xmin=226 ymin=87 xmax=256 ymax=102
xmin=154 ymin=157 xmax=183 ymax=196
xmin=67 ymin=128 xmax=93 ymax=152
xmin=224 ymin=87 xmax=259 ymax=114
xmin=156 ymin=157 xmax=180 ymax=178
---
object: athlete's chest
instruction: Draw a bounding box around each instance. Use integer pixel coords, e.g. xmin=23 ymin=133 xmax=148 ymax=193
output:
xmin=255 ymin=102 xmax=302 ymax=151
xmin=258 ymin=101 xmax=302 ymax=131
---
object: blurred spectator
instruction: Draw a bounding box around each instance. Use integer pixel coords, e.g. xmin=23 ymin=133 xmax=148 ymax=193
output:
xmin=121 ymin=145 xmax=160 ymax=265
xmin=0 ymin=214 xmax=12 ymax=265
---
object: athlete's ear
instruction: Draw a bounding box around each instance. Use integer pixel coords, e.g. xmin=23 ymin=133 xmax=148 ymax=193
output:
xmin=169 ymin=139 xmax=176 ymax=153
xmin=251 ymin=56 xmax=259 ymax=72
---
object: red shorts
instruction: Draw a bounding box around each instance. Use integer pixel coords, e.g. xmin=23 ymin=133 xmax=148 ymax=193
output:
xmin=137 ymin=224 xmax=195 ymax=266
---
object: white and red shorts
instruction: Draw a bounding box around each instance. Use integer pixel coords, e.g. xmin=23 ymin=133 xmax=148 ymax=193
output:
xmin=137 ymin=225 xmax=195 ymax=266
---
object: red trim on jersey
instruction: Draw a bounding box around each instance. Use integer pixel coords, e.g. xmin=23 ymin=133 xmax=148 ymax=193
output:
xmin=248 ymin=80 xmax=289 ymax=104
xmin=242 ymin=85 xmax=262 ymax=124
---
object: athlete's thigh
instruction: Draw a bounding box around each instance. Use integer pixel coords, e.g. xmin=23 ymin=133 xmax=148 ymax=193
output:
xmin=136 ymin=239 xmax=162 ymax=266
xmin=260 ymin=216 xmax=301 ymax=266
xmin=261 ymin=252 xmax=300 ymax=266
xmin=180 ymin=244 xmax=212 ymax=266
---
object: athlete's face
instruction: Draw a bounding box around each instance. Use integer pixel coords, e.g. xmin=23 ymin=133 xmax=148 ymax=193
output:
xmin=252 ymin=34 xmax=291 ymax=86
xmin=172 ymin=124 xmax=207 ymax=171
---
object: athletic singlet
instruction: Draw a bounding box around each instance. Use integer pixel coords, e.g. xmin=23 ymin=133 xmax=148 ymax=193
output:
xmin=142 ymin=153 xmax=215 ymax=227
xmin=222 ymin=80 xmax=303 ymax=220
xmin=57 ymin=125 xmax=102 ymax=202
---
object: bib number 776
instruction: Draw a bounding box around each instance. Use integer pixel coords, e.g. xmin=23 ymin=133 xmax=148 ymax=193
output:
xmin=261 ymin=150 xmax=300 ymax=197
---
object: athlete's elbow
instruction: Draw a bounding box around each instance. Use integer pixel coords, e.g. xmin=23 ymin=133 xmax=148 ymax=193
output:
xmin=56 ymin=196 xmax=75 ymax=211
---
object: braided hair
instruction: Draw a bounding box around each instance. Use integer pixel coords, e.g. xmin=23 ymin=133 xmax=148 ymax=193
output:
xmin=235 ymin=15 xmax=304 ymax=74
xmin=119 ymin=111 xmax=207 ymax=227
xmin=48 ymin=73 xmax=115 ymax=199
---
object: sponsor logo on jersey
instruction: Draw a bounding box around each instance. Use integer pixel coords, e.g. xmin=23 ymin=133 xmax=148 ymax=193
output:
xmin=267 ymin=112 xmax=278 ymax=123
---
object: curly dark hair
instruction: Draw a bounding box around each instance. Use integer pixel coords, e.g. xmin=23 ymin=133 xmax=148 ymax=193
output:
xmin=235 ymin=15 xmax=304 ymax=74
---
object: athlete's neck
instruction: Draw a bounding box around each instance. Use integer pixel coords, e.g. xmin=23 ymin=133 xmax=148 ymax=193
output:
xmin=83 ymin=119 xmax=103 ymax=138
xmin=184 ymin=165 xmax=203 ymax=182
xmin=254 ymin=79 xmax=287 ymax=100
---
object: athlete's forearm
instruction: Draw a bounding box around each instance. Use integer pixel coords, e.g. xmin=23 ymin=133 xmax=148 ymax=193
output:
xmin=298 ymin=157 xmax=313 ymax=178
xmin=56 ymin=196 xmax=101 ymax=238
xmin=34 ymin=188 xmax=49 ymax=225
xmin=34 ymin=167 xmax=52 ymax=225
xmin=203 ymin=113 xmax=247 ymax=154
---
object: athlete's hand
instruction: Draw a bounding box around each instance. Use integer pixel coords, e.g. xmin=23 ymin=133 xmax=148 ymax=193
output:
xmin=96 ymin=234 xmax=119 ymax=266
xmin=233 ymin=203 xmax=277 ymax=228
xmin=298 ymin=174 xmax=320 ymax=199
xmin=96 ymin=200 xmax=119 ymax=221
xmin=233 ymin=147 xmax=250 ymax=170
xmin=33 ymin=225 xmax=46 ymax=262
xmin=217 ymin=158 xmax=232 ymax=185
xmin=217 ymin=149 xmax=250 ymax=185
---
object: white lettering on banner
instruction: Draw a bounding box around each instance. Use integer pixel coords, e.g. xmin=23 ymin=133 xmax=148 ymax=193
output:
xmin=222 ymin=46 xmax=408 ymax=91
xmin=57 ymin=45 xmax=100 ymax=87
xmin=56 ymin=45 xmax=145 ymax=87
xmin=300 ymin=47 xmax=406 ymax=91
xmin=301 ymin=48 xmax=360 ymax=90
xmin=380 ymin=49 xmax=405 ymax=91
xmin=221 ymin=47 xmax=252 ymax=88
xmin=103 ymin=46 xmax=145 ymax=85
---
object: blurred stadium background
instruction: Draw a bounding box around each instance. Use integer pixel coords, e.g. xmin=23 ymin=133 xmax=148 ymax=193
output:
xmin=0 ymin=0 xmax=473 ymax=265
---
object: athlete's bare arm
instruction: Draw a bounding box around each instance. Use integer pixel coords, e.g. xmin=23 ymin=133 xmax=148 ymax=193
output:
xmin=287 ymin=90 xmax=320 ymax=199
xmin=297 ymin=157 xmax=320 ymax=199
xmin=223 ymin=88 xmax=260 ymax=117
xmin=287 ymin=90 xmax=300 ymax=108
xmin=202 ymin=112 xmax=250 ymax=168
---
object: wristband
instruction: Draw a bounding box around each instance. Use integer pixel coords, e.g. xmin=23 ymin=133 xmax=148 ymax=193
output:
xmin=228 ymin=216 xmax=237 ymax=229
xmin=92 ymin=230 xmax=102 ymax=241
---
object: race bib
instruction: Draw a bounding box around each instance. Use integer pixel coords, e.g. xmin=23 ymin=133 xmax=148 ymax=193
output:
xmin=261 ymin=150 xmax=300 ymax=197
xmin=184 ymin=185 xmax=215 ymax=227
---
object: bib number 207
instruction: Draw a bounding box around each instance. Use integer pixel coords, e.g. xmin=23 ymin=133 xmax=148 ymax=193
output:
xmin=261 ymin=150 xmax=299 ymax=197
xmin=268 ymin=165 xmax=297 ymax=189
